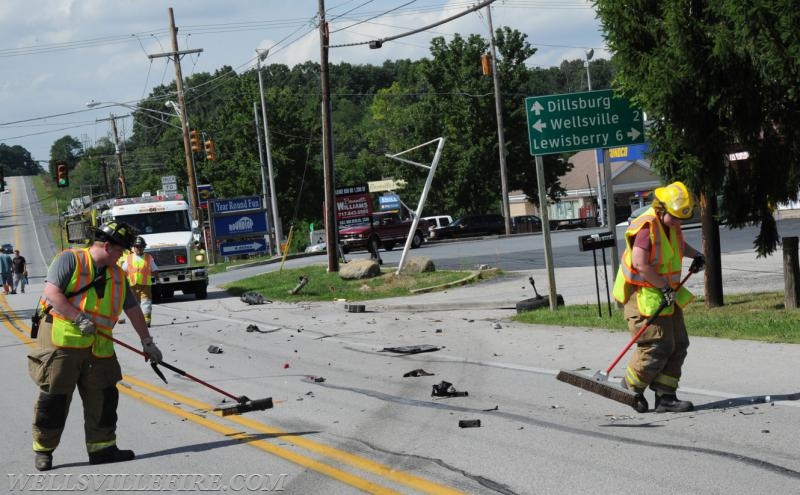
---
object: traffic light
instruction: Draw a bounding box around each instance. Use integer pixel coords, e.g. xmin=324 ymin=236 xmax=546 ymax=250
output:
xmin=204 ymin=139 xmax=216 ymax=161
xmin=56 ymin=163 xmax=69 ymax=188
xmin=189 ymin=130 xmax=201 ymax=153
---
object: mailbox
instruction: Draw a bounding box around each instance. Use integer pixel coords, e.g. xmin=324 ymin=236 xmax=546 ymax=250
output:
xmin=578 ymin=231 xmax=616 ymax=252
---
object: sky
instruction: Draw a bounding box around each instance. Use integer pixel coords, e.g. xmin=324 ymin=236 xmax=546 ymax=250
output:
xmin=0 ymin=0 xmax=607 ymax=163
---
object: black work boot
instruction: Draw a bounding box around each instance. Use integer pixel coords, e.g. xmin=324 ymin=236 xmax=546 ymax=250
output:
xmin=88 ymin=445 xmax=135 ymax=465
xmin=621 ymin=377 xmax=649 ymax=413
xmin=34 ymin=452 xmax=53 ymax=471
xmin=655 ymin=393 xmax=694 ymax=413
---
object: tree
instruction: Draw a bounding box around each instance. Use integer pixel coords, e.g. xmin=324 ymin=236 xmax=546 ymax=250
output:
xmin=595 ymin=0 xmax=800 ymax=307
xmin=49 ymin=136 xmax=83 ymax=177
xmin=0 ymin=144 xmax=40 ymax=175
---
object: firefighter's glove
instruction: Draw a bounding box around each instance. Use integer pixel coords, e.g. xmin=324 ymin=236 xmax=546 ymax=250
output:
xmin=689 ymin=254 xmax=706 ymax=273
xmin=660 ymin=286 xmax=676 ymax=307
xmin=74 ymin=312 xmax=96 ymax=336
xmin=141 ymin=336 xmax=163 ymax=364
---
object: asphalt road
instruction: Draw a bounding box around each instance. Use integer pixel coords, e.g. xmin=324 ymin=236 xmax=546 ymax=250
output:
xmin=1 ymin=175 xmax=798 ymax=494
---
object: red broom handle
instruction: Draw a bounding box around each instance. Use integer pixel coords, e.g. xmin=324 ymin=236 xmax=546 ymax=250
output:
xmin=96 ymin=330 xmax=241 ymax=402
xmin=604 ymin=271 xmax=693 ymax=375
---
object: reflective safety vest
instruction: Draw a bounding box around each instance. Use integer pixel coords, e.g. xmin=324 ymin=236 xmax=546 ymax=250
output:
xmin=612 ymin=207 xmax=694 ymax=316
xmin=45 ymin=248 xmax=126 ymax=357
xmin=125 ymin=253 xmax=153 ymax=286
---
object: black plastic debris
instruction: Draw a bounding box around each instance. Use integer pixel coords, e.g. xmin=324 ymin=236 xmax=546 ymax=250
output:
xmin=246 ymin=324 xmax=261 ymax=333
xmin=403 ymin=369 xmax=435 ymax=377
xmin=458 ymin=419 xmax=481 ymax=428
xmin=381 ymin=344 xmax=440 ymax=354
xmin=241 ymin=292 xmax=270 ymax=305
xmin=345 ymin=304 xmax=366 ymax=313
xmin=207 ymin=345 xmax=223 ymax=354
xmin=431 ymin=381 xmax=468 ymax=397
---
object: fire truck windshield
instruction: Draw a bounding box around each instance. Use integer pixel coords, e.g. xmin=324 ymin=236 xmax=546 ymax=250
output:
xmin=117 ymin=210 xmax=191 ymax=235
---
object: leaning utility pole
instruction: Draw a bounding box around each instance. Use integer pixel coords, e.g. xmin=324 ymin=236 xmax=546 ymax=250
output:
xmin=148 ymin=8 xmax=203 ymax=220
xmin=486 ymin=6 xmax=511 ymax=235
xmin=95 ymin=114 xmax=128 ymax=196
xmin=319 ymin=0 xmax=339 ymax=272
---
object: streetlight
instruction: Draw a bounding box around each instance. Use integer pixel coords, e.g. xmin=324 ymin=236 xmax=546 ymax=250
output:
xmin=256 ymin=49 xmax=283 ymax=256
xmin=584 ymin=48 xmax=605 ymax=227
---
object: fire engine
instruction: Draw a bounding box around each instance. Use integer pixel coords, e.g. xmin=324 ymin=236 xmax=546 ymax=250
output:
xmin=64 ymin=192 xmax=209 ymax=299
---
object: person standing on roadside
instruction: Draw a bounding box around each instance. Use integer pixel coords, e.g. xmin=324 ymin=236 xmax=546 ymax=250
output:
xmin=612 ymin=181 xmax=706 ymax=413
xmin=28 ymin=221 xmax=164 ymax=471
xmin=0 ymin=246 xmax=13 ymax=294
xmin=12 ymin=249 xmax=27 ymax=294
xmin=121 ymin=236 xmax=159 ymax=327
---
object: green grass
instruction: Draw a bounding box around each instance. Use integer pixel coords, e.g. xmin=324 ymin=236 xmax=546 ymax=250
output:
xmin=221 ymin=264 xmax=493 ymax=302
xmin=514 ymin=292 xmax=800 ymax=344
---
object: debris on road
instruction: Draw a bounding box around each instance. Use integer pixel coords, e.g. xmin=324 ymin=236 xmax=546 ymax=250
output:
xmin=403 ymin=369 xmax=435 ymax=377
xmin=207 ymin=345 xmax=223 ymax=354
xmin=432 ymin=380 xmax=468 ymax=397
xmin=345 ymin=303 xmax=366 ymax=313
xmin=241 ymin=292 xmax=270 ymax=305
xmin=458 ymin=419 xmax=481 ymax=428
xmin=381 ymin=344 xmax=440 ymax=354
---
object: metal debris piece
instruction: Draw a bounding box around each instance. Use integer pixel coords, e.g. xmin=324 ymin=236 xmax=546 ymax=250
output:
xmin=207 ymin=345 xmax=223 ymax=354
xmin=403 ymin=369 xmax=435 ymax=377
xmin=345 ymin=303 xmax=366 ymax=313
xmin=289 ymin=275 xmax=309 ymax=295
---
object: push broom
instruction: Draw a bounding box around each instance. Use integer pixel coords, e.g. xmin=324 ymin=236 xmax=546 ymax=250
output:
xmin=98 ymin=331 xmax=273 ymax=416
xmin=556 ymin=271 xmax=692 ymax=412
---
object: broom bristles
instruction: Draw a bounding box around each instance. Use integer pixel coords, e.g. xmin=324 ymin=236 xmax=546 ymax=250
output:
xmin=214 ymin=397 xmax=274 ymax=416
xmin=556 ymin=370 xmax=640 ymax=408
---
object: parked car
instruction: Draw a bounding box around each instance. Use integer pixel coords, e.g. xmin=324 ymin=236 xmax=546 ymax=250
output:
xmin=511 ymin=215 xmax=542 ymax=234
xmin=338 ymin=210 xmax=429 ymax=253
xmin=429 ymin=214 xmax=504 ymax=239
xmin=423 ymin=215 xmax=453 ymax=229
xmin=422 ymin=215 xmax=453 ymax=237
xmin=1 ymin=243 xmax=12 ymax=253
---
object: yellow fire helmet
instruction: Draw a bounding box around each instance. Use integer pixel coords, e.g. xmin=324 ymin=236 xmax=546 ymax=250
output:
xmin=654 ymin=181 xmax=695 ymax=219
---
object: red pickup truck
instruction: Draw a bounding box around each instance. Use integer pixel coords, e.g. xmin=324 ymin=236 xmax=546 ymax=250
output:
xmin=339 ymin=211 xmax=429 ymax=254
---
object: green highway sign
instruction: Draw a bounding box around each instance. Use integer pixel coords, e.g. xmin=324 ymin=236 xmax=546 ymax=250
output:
xmin=525 ymin=89 xmax=645 ymax=155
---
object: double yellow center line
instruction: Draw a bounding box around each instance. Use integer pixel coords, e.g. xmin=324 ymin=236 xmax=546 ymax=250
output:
xmin=1 ymin=306 xmax=464 ymax=494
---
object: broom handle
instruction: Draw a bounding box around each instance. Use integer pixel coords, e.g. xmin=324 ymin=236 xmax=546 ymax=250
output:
xmin=96 ymin=331 xmax=241 ymax=402
xmin=604 ymin=271 xmax=693 ymax=374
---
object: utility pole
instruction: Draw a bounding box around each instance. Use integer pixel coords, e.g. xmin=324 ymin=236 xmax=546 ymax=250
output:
xmin=148 ymin=8 xmax=203 ymax=220
xmin=253 ymin=102 xmax=274 ymax=256
xmin=256 ymin=49 xmax=284 ymax=256
xmin=486 ymin=6 xmax=511 ymax=235
xmin=95 ymin=114 xmax=128 ymax=196
xmin=585 ymin=49 xmax=605 ymax=227
xmin=319 ymin=0 xmax=339 ymax=272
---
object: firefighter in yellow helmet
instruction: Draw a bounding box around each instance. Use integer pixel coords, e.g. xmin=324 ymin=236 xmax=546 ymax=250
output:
xmin=612 ymin=181 xmax=706 ymax=413
xmin=28 ymin=221 xmax=163 ymax=471
xmin=121 ymin=236 xmax=159 ymax=327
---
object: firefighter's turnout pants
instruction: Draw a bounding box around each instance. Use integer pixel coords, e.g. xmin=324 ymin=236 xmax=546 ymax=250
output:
xmin=622 ymin=297 xmax=690 ymax=394
xmin=27 ymin=319 xmax=123 ymax=455
xmin=131 ymin=284 xmax=153 ymax=326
